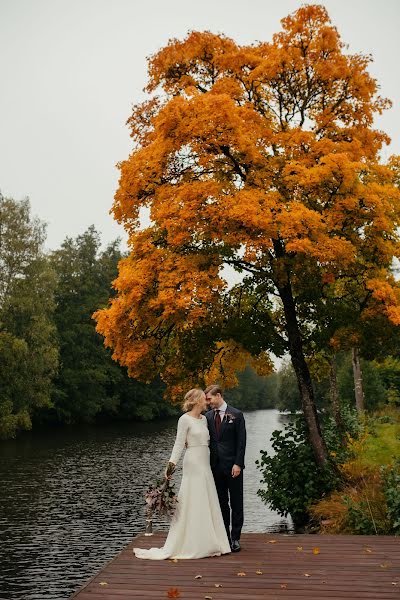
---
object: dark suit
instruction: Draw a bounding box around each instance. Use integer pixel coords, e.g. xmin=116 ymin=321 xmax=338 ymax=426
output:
xmin=206 ymin=405 xmax=246 ymax=542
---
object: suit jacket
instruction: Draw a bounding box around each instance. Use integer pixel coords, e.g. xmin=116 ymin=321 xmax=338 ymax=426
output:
xmin=206 ymin=405 xmax=246 ymax=474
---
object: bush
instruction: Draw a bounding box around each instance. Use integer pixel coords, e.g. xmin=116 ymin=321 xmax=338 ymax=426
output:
xmin=382 ymin=460 xmax=400 ymax=535
xmin=311 ymin=464 xmax=392 ymax=534
xmin=256 ymin=417 xmax=337 ymax=529
xmin=320 ymin=405 xmax=362 ymax=464
xmin=311 ymin=413 xmax=400 ymax=535
xmin=343 ymin=475 xmax=391 ymax=535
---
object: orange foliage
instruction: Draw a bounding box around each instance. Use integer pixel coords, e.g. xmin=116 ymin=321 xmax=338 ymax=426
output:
xmin=166 ymin=588 xmax=181 ymax=598
xmin=94 ymin=5 xmax=400 ymax=395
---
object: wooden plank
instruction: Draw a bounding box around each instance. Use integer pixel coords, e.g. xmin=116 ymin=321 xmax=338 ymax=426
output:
xmin=70 ymin=532 xmax=400 ymax=599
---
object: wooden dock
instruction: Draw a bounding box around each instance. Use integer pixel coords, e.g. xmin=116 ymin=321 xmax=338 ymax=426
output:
xmin=70 ymin=532 xmax=400 ymax=599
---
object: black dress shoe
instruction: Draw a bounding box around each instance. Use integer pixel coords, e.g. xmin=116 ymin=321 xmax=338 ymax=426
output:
xmin=231 ymin=540 xmax=241 ymax=552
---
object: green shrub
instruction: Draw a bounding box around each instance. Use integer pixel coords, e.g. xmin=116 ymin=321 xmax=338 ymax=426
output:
xmin=342 ymin=485 xmax=391 ymax=535
xmin=375 ymin=414 xmax=397 ymax=425
xmin=382 ymin=460 xmax=400 ymax=535
xmin=320 ymin=405 xmax=362 ymax=463
xmin=256 ymin=417 xmax=337 ymax=529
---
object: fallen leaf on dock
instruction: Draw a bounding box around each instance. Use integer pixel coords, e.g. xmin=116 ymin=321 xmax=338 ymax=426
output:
xmin=296 ymin=546 xmax=303 ymax=551
xmin=237 ymin=571 xmax=246 ymax=576
xmin=280 ymin=583 xmax=287 ymax=589
xmin=267 ymin=539 xmax=277 ymax=544
xmin=195 ymin=575 xmax=203 ymax=579
xmin=312 ymin=547 xmax=320 ymax=555
xmin=214 ymin=584 xmax=222 ymax=587
xmin=99 ymin=582 xmax=108 ymax=586
xmin=380 ymin=563 xmax=391 ymax=569
xmin=204 ymin=596 xmax=213 ymax=599
xmin=167 ymin=588 xmax=181 ymax=598
xmin=363 ymin=547 xmax=372 ymax=553
xmin=256 ymin=570 xmax=263 ymax=575
xmin=304 ymin=573 xmax=311 ymax=577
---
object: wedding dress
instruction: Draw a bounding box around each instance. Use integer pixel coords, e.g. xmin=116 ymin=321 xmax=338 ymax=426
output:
xmin=134 ymin=413 xmax=231 ymax=559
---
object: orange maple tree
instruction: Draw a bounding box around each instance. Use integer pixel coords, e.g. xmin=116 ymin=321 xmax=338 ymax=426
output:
xmin=94 ymin=5 xmax=400 ymax=466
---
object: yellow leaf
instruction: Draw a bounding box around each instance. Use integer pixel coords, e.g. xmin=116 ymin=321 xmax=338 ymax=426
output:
xmin=268 ymin=539 xmax=277 ymax=544
xmin=304 ymin=573 xmax=311 ymax=577
xmin=237 ymin=572 xmax=246 ymax=576
xmin=256 ymin=570 xmax=263 ymax=575
xmin=296 ymin=546 xmax=303 ymax=551
xmin=380 ymin=563 xmax=391 ymax=569
xmin=99 ymin=582 xmax=108 ymax=586
xmin=167 ymin=588 xmax=181 ymax=598
xmin=364 ymin=547 xmax=372 ymax=553
xmin=312 ymin=547 xmax=320 ymax=555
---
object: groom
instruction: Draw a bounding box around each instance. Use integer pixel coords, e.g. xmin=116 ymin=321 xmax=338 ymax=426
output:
xmin=205 ymin=385 xmax=246 ymax=552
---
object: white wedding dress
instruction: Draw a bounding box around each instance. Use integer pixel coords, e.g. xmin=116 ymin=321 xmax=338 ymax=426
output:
xmin=134 ymin=413 xmax=231 ymax=559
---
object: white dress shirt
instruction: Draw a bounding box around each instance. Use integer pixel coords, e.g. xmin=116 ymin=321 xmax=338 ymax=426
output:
xmin=215 ymin=400 xmax=228 ymax=422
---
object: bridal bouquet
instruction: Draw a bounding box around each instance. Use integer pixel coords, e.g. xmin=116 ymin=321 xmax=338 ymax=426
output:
xmin=144 ymin=463 xmax=178 ymax=534
xmin=145 ymin=477 xmax=178 ymax=517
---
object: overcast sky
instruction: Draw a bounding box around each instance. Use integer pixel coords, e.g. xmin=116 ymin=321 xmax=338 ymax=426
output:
xmin=1 ymin=0 xmax=399 ymax=251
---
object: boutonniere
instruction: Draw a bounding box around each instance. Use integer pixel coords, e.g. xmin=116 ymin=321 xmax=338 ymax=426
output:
xmin=225 ymin=412 xmax=236 ymax=423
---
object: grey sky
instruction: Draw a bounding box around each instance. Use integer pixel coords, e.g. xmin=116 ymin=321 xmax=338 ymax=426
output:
xmin=1 ymin=0 xmax=399 ymax=251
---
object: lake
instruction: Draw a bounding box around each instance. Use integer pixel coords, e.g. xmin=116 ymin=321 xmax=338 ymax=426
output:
xmin=0 ymin=409 xmax=293 ymax=599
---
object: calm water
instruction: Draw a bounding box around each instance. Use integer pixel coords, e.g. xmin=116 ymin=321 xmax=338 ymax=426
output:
xmin=0 ymin=409 xmax=292 ymax=600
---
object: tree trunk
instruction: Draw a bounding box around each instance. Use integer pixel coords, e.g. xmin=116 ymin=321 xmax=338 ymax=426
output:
xmin=351 ymin=347 xmax=365 ymax=414
xmin=277 ymin=286 xmax=328 ymax=468
xmin=329 ymin=356 xmax=347 ymax=446
xmin=272 ymin=239 xmax=328 ymax=467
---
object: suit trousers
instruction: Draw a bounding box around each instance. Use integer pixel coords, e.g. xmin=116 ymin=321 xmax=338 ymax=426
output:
xmin=212 ymin=465 xmax=244 ymax=542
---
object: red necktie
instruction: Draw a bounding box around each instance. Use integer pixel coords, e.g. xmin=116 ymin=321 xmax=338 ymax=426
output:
xmin=215 ymin=409 xmax=221 ymax=437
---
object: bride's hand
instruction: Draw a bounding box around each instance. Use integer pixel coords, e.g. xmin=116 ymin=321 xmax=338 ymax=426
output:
xmin=165 ymin=461 xmax=176 ymax=480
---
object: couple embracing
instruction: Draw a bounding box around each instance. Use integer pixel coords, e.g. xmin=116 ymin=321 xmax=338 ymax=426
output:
xmin=134 ymin=385 xmax=247 ymax=560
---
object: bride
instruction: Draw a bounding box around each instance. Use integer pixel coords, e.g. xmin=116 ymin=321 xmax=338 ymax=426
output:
xmin=133 ymin=388 xmax=231 ymax=560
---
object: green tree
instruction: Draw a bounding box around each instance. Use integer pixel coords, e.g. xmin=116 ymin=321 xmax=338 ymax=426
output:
xmin=0 ymin=194 xmax=58 ymax=438
xmin=47 ymin=226 xmax=177 ymax=424
xmin=48 ymin=227 xmax=122 ymax=422
xmin=273 ymin=361 xmax=330 ymax=413
xmin=337 ymin=354 xmax=389 ymax=411
xmin=274 ymin=362 xmax=302 ymax=413
xmin=225 ymin=365 xmax=278 ymax=410
xmin=373 ymin=357 xmax=400 ymax=406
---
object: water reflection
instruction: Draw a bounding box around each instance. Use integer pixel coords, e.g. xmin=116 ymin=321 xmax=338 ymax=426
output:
xmin=0 ymin=409 xmax=292 ymax=600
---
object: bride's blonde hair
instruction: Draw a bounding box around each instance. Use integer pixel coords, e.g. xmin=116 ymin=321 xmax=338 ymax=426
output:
xmin=182 ymin=388 xmax=205 ymax=412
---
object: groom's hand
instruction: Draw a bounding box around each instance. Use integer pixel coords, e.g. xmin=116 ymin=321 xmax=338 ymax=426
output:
xmin=231 ymin=464 xmax=241 ymax=478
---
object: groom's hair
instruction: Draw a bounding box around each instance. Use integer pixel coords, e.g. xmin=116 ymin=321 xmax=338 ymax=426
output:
xmin=204 ymin=384 xmax=223 ymax=397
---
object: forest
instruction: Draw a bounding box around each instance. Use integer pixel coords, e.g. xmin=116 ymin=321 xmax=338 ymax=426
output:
xmin=0 ymin=193 xmax=283 ymax=439
xmin=1 ymin=194 xmax=399 ymax=440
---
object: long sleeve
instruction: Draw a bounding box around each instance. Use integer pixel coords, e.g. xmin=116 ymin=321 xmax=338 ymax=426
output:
xmin=234 ymin=413 xmax=246 ymax=468
xmin=169 ymin=415 xmax=190 ymax=465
